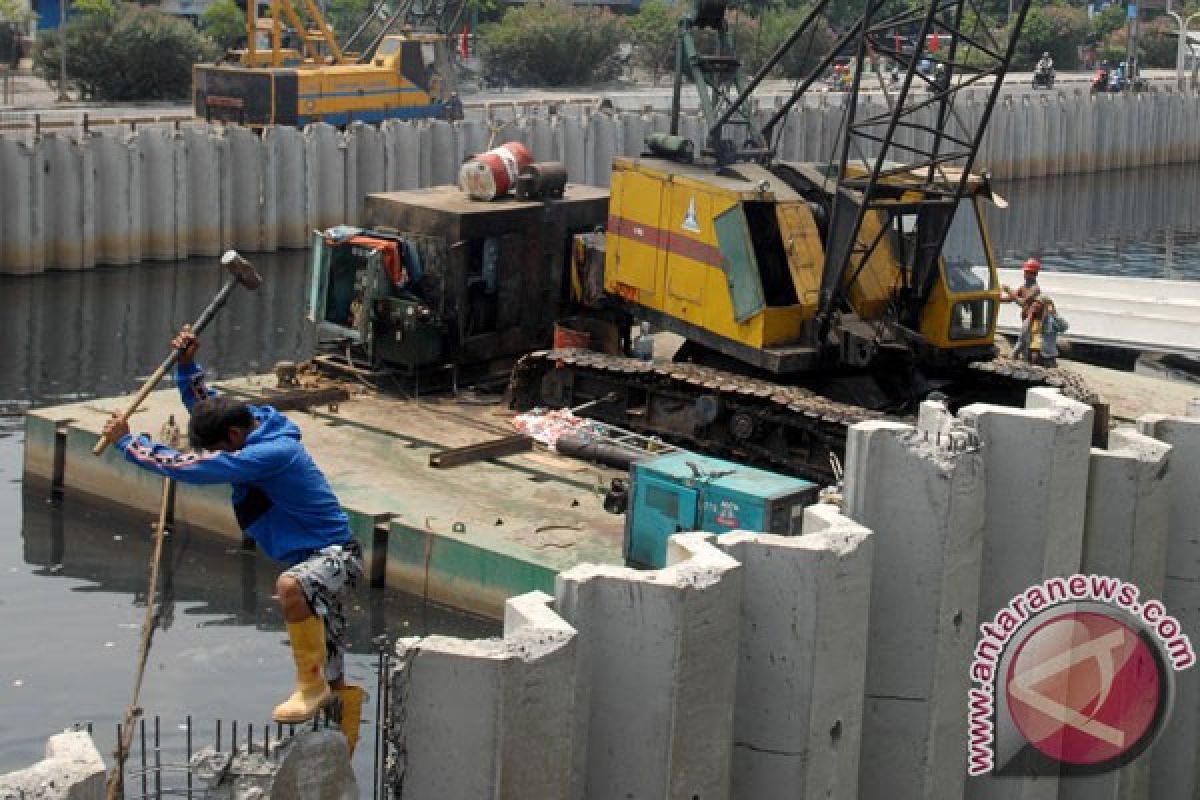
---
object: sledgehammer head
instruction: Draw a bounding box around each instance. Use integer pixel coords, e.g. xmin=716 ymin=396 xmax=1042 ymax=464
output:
xmin=221 ymin=250 xmax=264 ymax=290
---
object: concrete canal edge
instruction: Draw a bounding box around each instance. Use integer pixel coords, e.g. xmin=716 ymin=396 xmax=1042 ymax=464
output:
xmin=21 ymin=390 xmax=614 ymax=621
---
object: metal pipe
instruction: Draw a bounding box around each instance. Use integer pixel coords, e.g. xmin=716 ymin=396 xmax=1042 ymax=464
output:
xmin=186 ymin=716 xmax=192 ymax=800
xmin=139 ymin=719 xmax=147 ymax=798
xmin=154 ymin=716 xmax=161 ymax=800
xmin=57 ymin=0 xmax=67 ymax=101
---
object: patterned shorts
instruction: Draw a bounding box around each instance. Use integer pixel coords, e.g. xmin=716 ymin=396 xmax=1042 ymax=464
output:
xmin=282 ymin=541 xmax=364 ymax=682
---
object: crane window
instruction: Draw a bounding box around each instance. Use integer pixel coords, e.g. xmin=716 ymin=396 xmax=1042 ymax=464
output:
xmin=943 ymin=200 xmax=996 ymax=293
xmin=950 ymin=299 xmax=995 ymax=340
xmin=375 ymin=38 xmax=402 ymax=58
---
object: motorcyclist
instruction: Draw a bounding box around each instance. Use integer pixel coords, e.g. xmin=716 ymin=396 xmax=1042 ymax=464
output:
xmin=1037 ymin=52 xmax=1054 ymax=74
xmin=934 ymin=63 xmax=950 ymax=91
xmin=1091 ymin=60 xmax=1111 ymax=93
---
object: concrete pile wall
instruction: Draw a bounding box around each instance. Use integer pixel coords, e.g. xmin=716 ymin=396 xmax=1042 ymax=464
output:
xmin=5 ymin=89 xmax=1200 ymax=274
xmin=0 ymin=730 xmax=356 ymax=800
xmin=191 ymin=731 xmax=358 ymax=800
xmin=391 ymin=524 xmax=874 ymax=800
xmin=0 ymin=730 xmax=106 ymax=800
xmin=390 ymin=391 xmax=1200 ymax=800
xmin=844 ymin=408 xmax=986 ymax=800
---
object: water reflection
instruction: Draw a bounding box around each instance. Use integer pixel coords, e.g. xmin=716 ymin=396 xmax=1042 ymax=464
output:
xmin=0 ymin=251 xmax=315 ymax=413
xmin=5 ymin=478 xmax=497 ymax=774
xmin=984 ymin=163 xmax=1200 ymax=280
xmin=20 ymin=483 xmax=496 ymax=662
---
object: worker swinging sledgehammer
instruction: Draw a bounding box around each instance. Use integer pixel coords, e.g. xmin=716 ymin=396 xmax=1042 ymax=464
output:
xmin=99 ymin=325 xmax=368 ymax=756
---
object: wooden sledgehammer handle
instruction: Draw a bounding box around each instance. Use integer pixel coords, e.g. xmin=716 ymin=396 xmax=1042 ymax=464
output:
xmin=92 ymin=350 xmax=184 ymax=456
xmin=93 ymin=251 xmax=263 ymax=456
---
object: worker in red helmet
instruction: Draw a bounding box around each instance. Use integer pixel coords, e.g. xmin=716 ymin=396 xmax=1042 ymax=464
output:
xmin=1001 ymin=257 xmax=1044 ymax=361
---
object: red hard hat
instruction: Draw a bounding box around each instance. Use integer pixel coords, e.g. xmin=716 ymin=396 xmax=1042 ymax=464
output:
xmin=1023 ymin=258 xmax=1041 ymax=273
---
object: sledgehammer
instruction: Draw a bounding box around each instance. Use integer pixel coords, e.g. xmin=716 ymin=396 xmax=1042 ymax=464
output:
xmin=93 ymin=250 xmax=264 ymax=456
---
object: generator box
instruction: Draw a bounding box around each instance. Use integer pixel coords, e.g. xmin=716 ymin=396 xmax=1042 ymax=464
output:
xmin=307 ymin=184 xmax=609 ymax=377
xmin=625 ymin=452 xmax=819 ymax=568
xmin=359 ymin=185 xmax=610 ymax=372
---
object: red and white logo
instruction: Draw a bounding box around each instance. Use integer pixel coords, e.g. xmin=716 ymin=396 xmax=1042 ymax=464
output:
xmin=967 ymin=578 xmax=1191 ymax=779
xmin=1005 ymin=610 xmax=1165 ymax=769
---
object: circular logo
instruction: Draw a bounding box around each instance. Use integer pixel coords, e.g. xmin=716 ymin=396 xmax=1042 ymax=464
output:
xmin=1005 ymin=610 xmax=1168 ymax=769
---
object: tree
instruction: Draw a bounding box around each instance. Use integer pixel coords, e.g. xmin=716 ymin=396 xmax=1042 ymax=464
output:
xmin=35 ymin=2 xmax=218 ymax=100
xmin=324 ymin=0 xmax=372 ymax=39
xmin=0 ymin=0 xmax=36 ymax=67
xmin=1090 ymin=3 xmax=1125 ymax=41
xmin=202 ymin=0 xmax=244 ymax=51
xmin=479 ymin=0 xmax=628 ymax=87
xmin=1013 ymin=4 xmax=1089 ymax=70
xmin=629 ymin=0 xmax=681 ymax=87
xmin=1101 ymin=17 xmax=1178 ymax=68
xmin=758 ymin=5 xmax=834 ymax=79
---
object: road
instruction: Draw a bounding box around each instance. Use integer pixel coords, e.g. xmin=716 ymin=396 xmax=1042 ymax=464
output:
xmin=0 ymin=69 xmax=1186 ymax=130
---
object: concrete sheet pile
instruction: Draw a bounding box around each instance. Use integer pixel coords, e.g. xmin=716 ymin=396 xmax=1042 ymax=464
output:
xmin=0 ymin=730 xmax=105 ymax=800
xmin=389 ymin=391 xmax=1200 ymax=800
xmin=844 ymin=409 xmax=986 ymax=800
xmin=1139 ymin=411 xmax=1200 ymax=799
xmin=0 ymin=729 xmax=359 ymax=800
xmin=5 ymin=90 xmax=1200 ymax=273
xmin=392 ymin=591 xmax=578 ymax=799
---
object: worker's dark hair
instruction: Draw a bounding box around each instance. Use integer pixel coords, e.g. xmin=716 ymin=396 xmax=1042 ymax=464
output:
xmin=188 ymin=396 xmax=255 ymax=450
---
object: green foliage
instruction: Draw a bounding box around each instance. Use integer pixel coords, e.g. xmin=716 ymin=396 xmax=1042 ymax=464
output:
xmin=72 ymin=0 xmax=116 ymax=18
xmin=757 ymin=5 xmax=834 ymax=79
xmin=324 ymin=0 xmax=371 ymax=37
xmin=1090 ymin=3 xmax=1125 ymax=41
xmin=629 ymin=0 xmax=681 ymax=86
xmin=1013 ymin=4 xmax=1089 ymax=69
xmin=1100 ymin=17 xmax=1178 ymax=68
xmin=0 ymin=0 xmax=36 ymax=24
xmin=480 ymin=0 xmax=628 ymax=87
xmin=201 ymin=0 xmax=244 ymax=51
xmin=34 ymin=2 xmax=219 ymax=100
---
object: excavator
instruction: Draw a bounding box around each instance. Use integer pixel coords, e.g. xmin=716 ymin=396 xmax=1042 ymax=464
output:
xmin=507 ymin=0 xmax=1096 ymax=483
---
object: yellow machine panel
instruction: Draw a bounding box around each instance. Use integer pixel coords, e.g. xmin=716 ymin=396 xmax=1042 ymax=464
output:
xmin=606 ymin=169 xmax=666 ymax=298
xmin=843 ymin=210 xmax=902 ymax=320
xmin=605 ymin=157 xmax=824 ymax=358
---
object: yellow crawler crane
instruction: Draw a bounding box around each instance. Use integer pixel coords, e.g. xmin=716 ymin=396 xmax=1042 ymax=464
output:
xmin=193 ymin=0 xmax=459 ymax=127
xmin=512 ymin=0 xmax=1096 ymax=483
xmin=603 ymin=158 xmax=1003 ymax=374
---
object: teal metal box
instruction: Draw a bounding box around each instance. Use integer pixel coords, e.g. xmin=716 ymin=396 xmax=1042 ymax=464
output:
xmin=625 ymin=452 xmax=819 ymax=568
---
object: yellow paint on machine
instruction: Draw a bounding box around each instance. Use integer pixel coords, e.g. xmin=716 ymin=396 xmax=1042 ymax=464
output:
xmin=296 ymin=66 xmax=433 ymax=117
xmin=605 ymin=157 xmax=819 ymax=351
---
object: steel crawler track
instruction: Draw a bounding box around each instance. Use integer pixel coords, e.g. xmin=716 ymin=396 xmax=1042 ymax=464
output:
xmin=510 ymin=350 xmax=1098 ymax=484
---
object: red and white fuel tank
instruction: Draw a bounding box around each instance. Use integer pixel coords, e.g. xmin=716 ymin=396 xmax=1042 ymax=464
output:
xmin=459 ymin=142 xmax=534 ymax=201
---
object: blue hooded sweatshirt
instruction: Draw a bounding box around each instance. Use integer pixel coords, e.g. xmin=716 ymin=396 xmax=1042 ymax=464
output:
xmin=116 ymin=361 xmax=352 ymax=565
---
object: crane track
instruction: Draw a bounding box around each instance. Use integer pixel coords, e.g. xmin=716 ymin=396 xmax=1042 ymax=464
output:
xmin=510 ymin=349 xmax=1097 ymax=484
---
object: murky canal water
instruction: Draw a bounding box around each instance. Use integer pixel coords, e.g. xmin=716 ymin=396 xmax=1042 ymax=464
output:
xmin=987 ymin=162 xmax=1200 ymax=280
xmin=0 ymin=164 xmax=1197 ymax=779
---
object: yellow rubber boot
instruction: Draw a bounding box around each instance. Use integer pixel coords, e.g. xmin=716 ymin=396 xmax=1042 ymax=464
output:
xmin=334 ymin=685 xmax=366 ymax=756
xmin=272 ymin=616 xmax=332 ymax=723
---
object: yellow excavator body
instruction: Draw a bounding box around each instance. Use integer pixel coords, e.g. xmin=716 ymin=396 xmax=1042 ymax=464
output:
xmin=602 ymin=155 xmax=1002 ymax=371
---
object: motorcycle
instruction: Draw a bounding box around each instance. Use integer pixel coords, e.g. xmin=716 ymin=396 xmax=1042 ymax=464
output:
xmin=1032 ymin=65 xmax=1055 ymax=89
